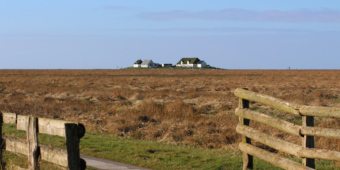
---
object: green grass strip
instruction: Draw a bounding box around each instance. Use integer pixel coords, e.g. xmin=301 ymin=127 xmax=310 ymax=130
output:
xmin=2 ymin=124 xmax=339 ymax=169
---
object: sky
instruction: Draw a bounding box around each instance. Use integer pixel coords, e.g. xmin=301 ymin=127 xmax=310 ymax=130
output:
xmin=1 ymin=0 xmax=340 ymax=69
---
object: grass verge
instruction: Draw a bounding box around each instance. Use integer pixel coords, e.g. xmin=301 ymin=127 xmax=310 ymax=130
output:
xmin=1 ymin=124 xmax=339 ymax=169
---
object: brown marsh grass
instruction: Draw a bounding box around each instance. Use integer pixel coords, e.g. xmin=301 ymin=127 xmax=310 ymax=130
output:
xmin=0 ymin=69 xmax=339 ymax=150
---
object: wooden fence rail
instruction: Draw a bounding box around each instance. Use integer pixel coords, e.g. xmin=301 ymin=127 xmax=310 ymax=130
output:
xmin=234 ymin=88 xmax=340 ymax=170
xmin=0 ymin=112 xmax=86 ymax=170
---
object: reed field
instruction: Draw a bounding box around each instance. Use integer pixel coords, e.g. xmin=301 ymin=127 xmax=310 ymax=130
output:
xmin=0 ymin=69 xmax=339 ymax=152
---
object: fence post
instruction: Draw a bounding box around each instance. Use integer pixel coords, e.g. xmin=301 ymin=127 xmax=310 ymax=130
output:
xmin=302 ymin=116 xmax=315 ymax=168
xmin=239 ymin=88 xmax=253 ymax=170
xmin=65 ymin=124 xmax=81 ymax=170
xmin=27 ymin=116 xmax=39 ymax=170
xmin=0 ymin=113 xmax=3 ymax=169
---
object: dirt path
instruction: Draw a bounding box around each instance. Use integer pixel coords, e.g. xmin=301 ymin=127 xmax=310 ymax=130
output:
xmin=80 ymin=154 xmax=151 ymax=170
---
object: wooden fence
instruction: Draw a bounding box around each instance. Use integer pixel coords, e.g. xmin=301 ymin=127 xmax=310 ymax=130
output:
xmin=234 ymin=88 xmax=340 ymax=170
xmin=0 ymin=112 xmax=86 ymax=170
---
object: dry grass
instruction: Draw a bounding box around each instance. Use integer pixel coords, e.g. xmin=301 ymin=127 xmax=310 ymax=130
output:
xmin=0 ymin=69 xmax=339 ymax=150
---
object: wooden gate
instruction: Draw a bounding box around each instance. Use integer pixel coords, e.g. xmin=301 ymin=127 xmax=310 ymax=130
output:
xmin=0 ymin=112 xmax=86 ymax=170
xmin=235 ymin=88 xmax=340 ymax=170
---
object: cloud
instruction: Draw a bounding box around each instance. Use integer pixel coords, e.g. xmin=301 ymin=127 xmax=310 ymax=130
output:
xmin=104 ymin=5 xmax=128 ymax=10
xmin=139 ymin=8 xmax=340 ymax=23
xmin=127 ymin=27 xmax=315 ymax=34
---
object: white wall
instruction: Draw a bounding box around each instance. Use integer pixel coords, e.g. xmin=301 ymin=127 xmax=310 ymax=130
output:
xmin=197 ymin=61 xmax=207 ymax=68
xmin=133 ymin=64 xmax=141 ymax=68
xmin=176 ymin=64 xmax=195 ymax=67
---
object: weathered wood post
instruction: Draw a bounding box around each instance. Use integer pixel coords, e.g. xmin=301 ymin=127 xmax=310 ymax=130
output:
xmin=65 ymin=124 xmax=80 ymax=170
xmin=27 ymin=116 xmax=39 ymax=170
xmin=302 ymin=116 xmax=315 ymax=168
xmin=65 ymin=123 xmax=86 ymax=170
xmin=0 ymin=112 xmax=3 ymax=169
xmin=239 ymin=88 xmax=253 ymax=170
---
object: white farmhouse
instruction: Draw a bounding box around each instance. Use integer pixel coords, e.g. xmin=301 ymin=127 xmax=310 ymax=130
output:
xmin=133 ymin=59 xmax=142 ymax=68
xmin=176 ymin=58 xmax=207 ymax=68
xmin=141 ymin=60 xmax=155 ymax=68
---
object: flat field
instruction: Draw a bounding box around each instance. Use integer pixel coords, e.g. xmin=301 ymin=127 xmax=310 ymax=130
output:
xmin=0 ymin=69 xmax=339 ymax=151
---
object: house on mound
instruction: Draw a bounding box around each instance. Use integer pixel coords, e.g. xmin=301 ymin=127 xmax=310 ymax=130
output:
xmin=141 ymin=59 xmax=155 ymax=68
xmin=133 ymin=59 xmax=143 ymax=68
xmin=176 ymin=58 xmax=207 ymax=68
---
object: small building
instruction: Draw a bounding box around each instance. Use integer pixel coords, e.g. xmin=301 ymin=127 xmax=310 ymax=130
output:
xmin=133 ymin=59 xmax=142 ymax=68
xmin=176 ymin=58 xmax=207 ymax=68
xmin=162 ymin=63 xmax=173 ymax=67
xmin=197 ymin=60 xmax=207 ymax=68
xmin=141 ymin=60 xmax=155 ymax=68
xmin=154 ymin=63 xmax=162 ymax=68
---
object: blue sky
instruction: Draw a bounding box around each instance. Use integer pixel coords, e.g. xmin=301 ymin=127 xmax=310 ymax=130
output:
xmin=1 ymin=1 xmax=340 ymax=69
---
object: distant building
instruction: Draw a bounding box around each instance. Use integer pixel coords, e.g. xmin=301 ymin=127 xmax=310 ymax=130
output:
xmin=154 ymin=63 xmax=162 ymax=68
xmin=141 ymin=60 xmax=155 ymax=68
xmin=133 ymin=58 xmax=208 ymax=68
xmin=162 ymin=63 xmax=173 ymax=67
xmin=133 ymin=59 xmax=142 ymax=68
xmin=176 ymin=58 xmax=207 ymax=68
